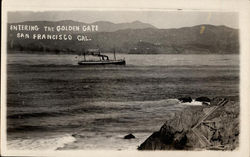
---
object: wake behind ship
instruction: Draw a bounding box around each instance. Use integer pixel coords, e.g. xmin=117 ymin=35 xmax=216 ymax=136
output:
xmin=78 ymin=49 xmax=126 ymax=65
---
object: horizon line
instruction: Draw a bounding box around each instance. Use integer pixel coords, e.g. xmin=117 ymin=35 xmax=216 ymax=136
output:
xmin=7 ymin=20 xmax=238 ymax=30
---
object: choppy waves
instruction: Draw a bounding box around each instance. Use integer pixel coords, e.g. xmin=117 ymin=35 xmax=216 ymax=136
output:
xmin=7 ymin=99 xmax=205 ymax=150
xmin=7 ymin=133 xmax=76 ymax=150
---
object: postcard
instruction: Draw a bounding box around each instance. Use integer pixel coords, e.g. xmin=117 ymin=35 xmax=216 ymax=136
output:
xmin=1 ymin=0 xmax=250 ymax=156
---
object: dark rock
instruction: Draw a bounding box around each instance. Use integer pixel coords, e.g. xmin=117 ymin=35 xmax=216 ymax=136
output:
xmin=178 ymin=97 xmax=192 ymax=103
xmin=138 ymin=98 xmax=239 ymax=150
xmin=72 ymin=133 xmax=85 ymax=138
xmin=124 ymin=133 xmax=135 ymax=139
xmin=195 ymin=97 xmax=211 ymax=102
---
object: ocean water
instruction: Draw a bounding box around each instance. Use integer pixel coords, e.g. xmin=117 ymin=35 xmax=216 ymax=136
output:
xmin=6 ymin=53 xmax=239 ymax=150
xmin=7 ymin=53 xmax=239 ymax=66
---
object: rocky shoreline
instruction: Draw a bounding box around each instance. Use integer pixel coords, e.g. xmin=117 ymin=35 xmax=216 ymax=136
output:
xmin=138 ymin=96 xmax=239 ymax=150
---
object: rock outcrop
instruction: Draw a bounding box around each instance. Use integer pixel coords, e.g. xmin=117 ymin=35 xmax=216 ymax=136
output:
xmin=178 ymin=97 xmax=192 ymax=103
xmin=195 ymin=97 xmax=211 ymax=103
xmin=124 ymin=134 xmax=136 ymax=139
xmin=138 ymin=97 xmax=239 ymax=150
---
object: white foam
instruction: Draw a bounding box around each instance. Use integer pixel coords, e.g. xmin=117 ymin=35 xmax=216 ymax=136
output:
xmin=61 ymin=132 xmax=151 ymax=150
xmin=7 ymin=134 xmax=76 ymax=150
xmin=179 ymin=100 xmax=207 ymax=106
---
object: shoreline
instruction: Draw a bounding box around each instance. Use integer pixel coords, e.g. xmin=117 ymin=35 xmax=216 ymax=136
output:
xmin=7 ymin=96 xmax=239 ymax=150
xmin=138 ymin=96 xmax=239 ymax=150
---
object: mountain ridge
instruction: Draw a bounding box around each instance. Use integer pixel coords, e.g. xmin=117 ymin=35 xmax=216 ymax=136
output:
xmin=8 ymin=20 xmax=238 ymax=32
xmin=7 ymin=21 xmax=239 ymax=54
xmin=8 ymin=20 xmax=157 ymax=32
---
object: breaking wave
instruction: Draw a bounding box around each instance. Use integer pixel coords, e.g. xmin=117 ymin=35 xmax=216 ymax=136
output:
xmin=7 ymin=133 xmax=76 ymax=150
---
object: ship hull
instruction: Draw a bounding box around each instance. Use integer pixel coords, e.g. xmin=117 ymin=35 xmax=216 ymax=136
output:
xmin=78 ymin=59 xmax=126 ymax=65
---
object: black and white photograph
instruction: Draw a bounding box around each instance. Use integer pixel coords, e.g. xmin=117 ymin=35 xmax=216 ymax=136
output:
xmin=1 ymin=0 xmax=250 ymax=156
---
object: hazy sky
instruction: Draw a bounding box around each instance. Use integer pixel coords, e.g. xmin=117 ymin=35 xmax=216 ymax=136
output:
xmin=8 ymin=11 xmax=238 ymax=29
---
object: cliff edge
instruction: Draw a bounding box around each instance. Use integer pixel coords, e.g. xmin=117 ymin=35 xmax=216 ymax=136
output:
xmin=138 ymin=97 xmax=239 ymax=150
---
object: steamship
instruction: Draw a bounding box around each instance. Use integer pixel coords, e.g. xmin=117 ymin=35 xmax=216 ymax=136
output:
xmin=78 ymin=49 xmax=126 ymax=65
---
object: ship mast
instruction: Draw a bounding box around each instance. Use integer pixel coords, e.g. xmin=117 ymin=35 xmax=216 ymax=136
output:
xmin=113 ymin=48 xmax=116 ymax=60
xmin=83 ymin=51 xmax=86 ymax=61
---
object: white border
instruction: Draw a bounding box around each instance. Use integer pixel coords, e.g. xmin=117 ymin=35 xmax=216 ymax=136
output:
xmin=1 ymin=0 xmax=250 ymax=156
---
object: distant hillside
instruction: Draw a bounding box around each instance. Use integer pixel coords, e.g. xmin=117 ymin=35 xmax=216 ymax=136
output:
xmin=92 ymin=20 xmax=156 ymax=32
xmin=7 ymin=20 xmax=239 ymax=54
xmin=8 ymin=20 xmax=156 ymax=33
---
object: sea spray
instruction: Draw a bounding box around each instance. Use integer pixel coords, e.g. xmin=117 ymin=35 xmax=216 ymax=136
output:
xmin=7 ymin=134 xmax=76 ymax=150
